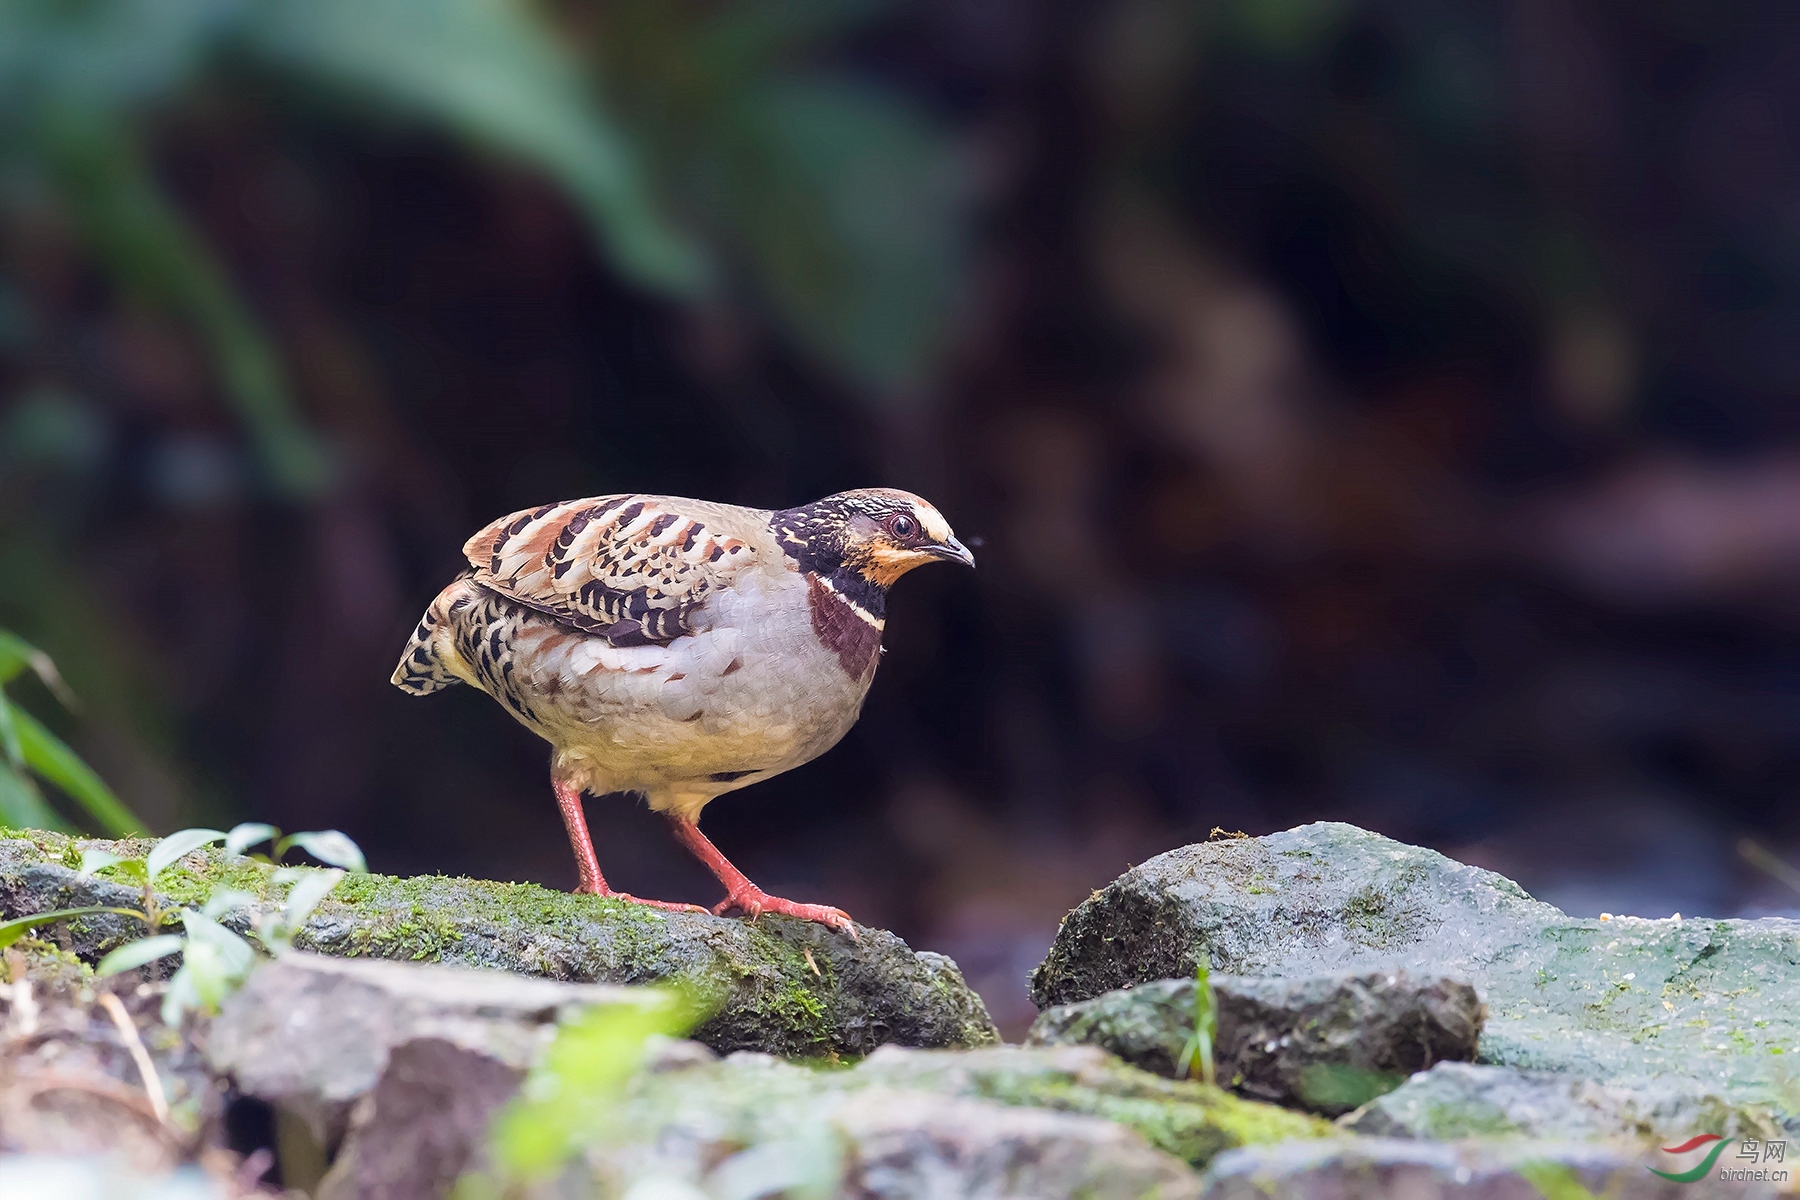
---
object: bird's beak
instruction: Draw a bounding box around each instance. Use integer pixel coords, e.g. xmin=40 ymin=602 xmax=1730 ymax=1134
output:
xmin=930 ymin=535 xmax=976 ymax=568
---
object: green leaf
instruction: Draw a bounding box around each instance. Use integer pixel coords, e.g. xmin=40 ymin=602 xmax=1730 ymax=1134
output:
xmin=278 ymin=829 xmax=367 ymax=873
xmin=0 ymin=905 xmax=147 ymax=951
xmin=225 ymin=821 xmax=280 ymax=858
xmin=0 ymin=631 xmax=39 ymax=686
xmin=161 ymin=941 xmax=227 ymax=1025
xmin=9 ymin=704 xmax=145 ymax=836
xmin=96 ymin=933 xmax=185 ymax=977
xmin=0 ymin=629 xmax=77 ymax=708
xmin=78 ymin=846 xmax=124 ymax=876
xmin=201 ymin=888 xmax=259 ymax=920
xmin=181 ymin=908 xmax=258 ymax=976
xmin=707 ymin=77 xmax=969 ymax=394
xmin=145 ymin=827 xmax=228 ymax=883
xmin=0 ymin=0 xmax=234 ymax=114
xmin=0 ymin=762 xmax=66 ymax=832
xmin=280 ymin=867 xmax=344 ymax=937
xmin=239 ymin=0 xmax=708 ymax=297
xmin=0 ymin=695 xmax=20 ymax=770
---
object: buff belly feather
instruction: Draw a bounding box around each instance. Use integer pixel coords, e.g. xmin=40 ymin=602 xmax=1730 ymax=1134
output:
xmin=425 ymin=570 xmax=875 ymax=818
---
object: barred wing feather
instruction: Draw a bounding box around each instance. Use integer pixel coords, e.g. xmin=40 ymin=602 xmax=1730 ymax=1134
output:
xmin=463 ymin=495 xmax=759 ymax=645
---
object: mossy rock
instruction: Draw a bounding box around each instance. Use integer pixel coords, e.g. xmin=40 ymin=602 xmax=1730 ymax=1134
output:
xmin=1029 ymin=822 xmax=1800 ymax=1121
xmin=1029 ymin=970 xmax=1483 ymax=1115
xmin=1345 ymin=1061 xmax=1799 ymax=1145
xmin=840 ymin=1043 xmax=1334 ymax=1166
xmin=0 ymin=830 xmax=998 ymax=1058
xmin=541 ymin=1042 xmax=1332 ymax=1197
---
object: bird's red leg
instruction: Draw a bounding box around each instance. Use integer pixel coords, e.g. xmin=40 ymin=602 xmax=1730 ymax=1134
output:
xmin=666 ymin=816 xmax=856 ymax=938
xmin=553 ymin=779 xmax=705 ymax=913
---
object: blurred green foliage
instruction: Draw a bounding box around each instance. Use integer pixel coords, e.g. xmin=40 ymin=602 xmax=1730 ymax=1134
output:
xmin=590 ymin=0 xmax=970 ymax=395
xmin=0 ymin=0 xmax=964 ymax=501
xmin=0 ymin=0 xmax=699 ymax=496
xmin=0 ymin=0 xmax=969 ymax=834
xmin=0 ymin=627 xmax=144 ymax=833
xmin=463 ymin=991 xmax=702 ymax=1194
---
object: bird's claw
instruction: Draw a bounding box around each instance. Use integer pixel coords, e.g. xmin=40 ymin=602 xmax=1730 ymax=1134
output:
xmin=576 ymin=886 xmax=707 ymax=914
xmin=714 ymin=888 xmax=857 ymax=938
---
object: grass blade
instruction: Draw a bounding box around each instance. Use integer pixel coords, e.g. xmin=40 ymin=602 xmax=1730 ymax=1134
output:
xmin=0 ymin=905 xmax=148 ymax=951
xmin=0 ymin=630 xmax=78 ymax=708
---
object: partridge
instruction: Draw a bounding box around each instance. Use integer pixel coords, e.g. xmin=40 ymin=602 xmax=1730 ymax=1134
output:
xmin=392 ymin=488 xmax=973 ymax=934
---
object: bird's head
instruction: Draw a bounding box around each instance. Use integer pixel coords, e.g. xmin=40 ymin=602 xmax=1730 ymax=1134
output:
xmin=771 ymin=488 xmax=974 ymax=589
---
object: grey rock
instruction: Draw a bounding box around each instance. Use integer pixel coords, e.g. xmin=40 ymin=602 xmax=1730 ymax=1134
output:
xmin=1347 ymin=1062 xmax=1800 ymax=1144
xmin=0 ymin=832 xmax=999 ymax=1058
xmin=318 ymin=1038 xmax=526 ymax=1200
xmin=838 ymin=1043 xmax=1333 ymax=1166
xmin=1199 ymin=1137 xmax=1776 ymax=1199
xmin=1029 ymin=969 xmax=1483 ymax=1114
xmin=1029 ymin=822 xmax=1800 ymax=1110
xmin=204 ymin=952 xmax=648 ymax=1147
xmin=808 ymin=1091 xmax=1205 ymax=1200
xmin=534 ymin=1043 xmax=1335 ymax=1197
xmin=587 ymin=1084 xmax=1206 ymax=1200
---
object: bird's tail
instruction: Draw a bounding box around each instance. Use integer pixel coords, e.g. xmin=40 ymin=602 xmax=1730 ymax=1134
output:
xmin=391 ymin=575 xmax=470 ymax=695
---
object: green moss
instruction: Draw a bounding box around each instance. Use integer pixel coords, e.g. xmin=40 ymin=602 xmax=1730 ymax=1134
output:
xmin=761 ymin=977 xmax=829 ymax=1041
xmin=156 ymin=857 xmax=282 ymax=907
xmin=973 ymin=1074 xmax=1328 ymax=1166
xmin=7 ymin=830 xmax=1002 ymax=1058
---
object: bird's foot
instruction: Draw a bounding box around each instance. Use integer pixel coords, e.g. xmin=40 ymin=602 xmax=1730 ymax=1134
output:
xmin=574 ymin=885 xmax=707 ymax=914
xmin=713 ymin=888 xmax=857 ymax=939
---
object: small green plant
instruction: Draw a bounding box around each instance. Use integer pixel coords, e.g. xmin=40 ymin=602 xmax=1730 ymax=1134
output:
xmin=1176 ymin=953 xmax=1219 ymax=1086
xmin=460 ymin=986 xmax=843 ymax=1199
xmin=1515 ymin=1159 xmax=1602 ymax=1200
xmin=0 ymin=820 xmax=366 ymax=1024
xmin=0 ymin=628 xmax=145 ymax=836
xmin=455 ymin=991 xmax=702 ymax=1197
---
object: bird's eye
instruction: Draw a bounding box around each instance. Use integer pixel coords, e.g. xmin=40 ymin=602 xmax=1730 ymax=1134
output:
xmin=888 ymin=514 xmax=918 ymax=540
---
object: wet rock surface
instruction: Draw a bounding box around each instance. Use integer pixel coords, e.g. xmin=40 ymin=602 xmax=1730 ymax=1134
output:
xmin=203 ymin=953 xmax=643 ymax=1149
xmin=531 ymin=1042 xmax=1331 ymax=1197
xmin=1029 ymin=969 xmax=1483 ymax=1114
xmin=317 ymin=1037 xmax=526 ymax=1200
xmin=0 ymin=831 xmax=1000 ymax=1059
xmin=1198 ymin=1137 xmax=1770 ymax=1199
xmin=1029 ymin=822 xmax=1800 ymax=1106
xmin=5 ymin=820 xmax=1796 ymax=1197
xmin=1347 ymin=1061 xmax=1799 ymax=1144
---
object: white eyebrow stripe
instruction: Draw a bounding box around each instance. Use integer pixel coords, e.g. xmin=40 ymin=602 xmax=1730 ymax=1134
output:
xmin=919 ymin=508 xmax=951 ymax=541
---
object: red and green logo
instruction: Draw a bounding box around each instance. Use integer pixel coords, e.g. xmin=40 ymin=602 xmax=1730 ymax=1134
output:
xmin=1649 ymin=1135 xmax=1733 ymax=1182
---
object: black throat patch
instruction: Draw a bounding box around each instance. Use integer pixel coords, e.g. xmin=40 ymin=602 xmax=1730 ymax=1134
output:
xmin=769 ymin=501 xmax=888 ymax=618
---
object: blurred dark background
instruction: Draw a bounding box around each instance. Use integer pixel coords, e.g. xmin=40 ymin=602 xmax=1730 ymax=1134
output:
xmin=4 ymin=0 xmax=1800 ymax=1034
